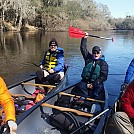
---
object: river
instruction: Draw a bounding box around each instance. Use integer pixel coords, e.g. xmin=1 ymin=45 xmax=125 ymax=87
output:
xmin=0 ymin=30 xmax=134 ymax=106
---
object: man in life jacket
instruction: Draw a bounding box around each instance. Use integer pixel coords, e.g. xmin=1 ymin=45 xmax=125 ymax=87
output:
xmin=0 ymin=77 xmax=17 ymax=134
xmin=71 ymin=33 xmax=108 ymax=102
xmin=36 ymin=38 xmax=64 ymax=85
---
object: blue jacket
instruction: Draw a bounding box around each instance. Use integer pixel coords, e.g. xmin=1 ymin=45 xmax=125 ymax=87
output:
xmin=124 ymin=58 xmax=134 ymax=84
xmin=40 ymin=47 xmax=64 ymax=72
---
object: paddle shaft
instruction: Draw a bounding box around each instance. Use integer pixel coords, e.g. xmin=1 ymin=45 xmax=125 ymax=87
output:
xmin=59 ymin=92 xmax=104 ymax=103
xmin=88 ymin=34 xmax=112 ymax=40
xmin=22 ymin=82 xmax=56 ymax=88
xmin=11 ymin=94 xmax=35 ymax=100
xmin=42 ymin=103 xmax=93 ymax=117
xmin=71 ymin=108 xmax=109 ymax=134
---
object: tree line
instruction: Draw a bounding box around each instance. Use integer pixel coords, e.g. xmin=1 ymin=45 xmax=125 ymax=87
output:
xmin=0 ymin=0 xmax=134 ymax=31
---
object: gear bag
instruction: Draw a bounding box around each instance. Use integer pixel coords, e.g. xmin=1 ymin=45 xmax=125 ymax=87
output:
xmin=49 ymin=112 xmax=81 ymax=132
xmin=48 ymin=95 xmax=99 ymax=133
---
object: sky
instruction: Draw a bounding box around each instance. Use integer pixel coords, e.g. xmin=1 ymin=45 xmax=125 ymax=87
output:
xmin=95 ymin=0 xmax=134 ymax=18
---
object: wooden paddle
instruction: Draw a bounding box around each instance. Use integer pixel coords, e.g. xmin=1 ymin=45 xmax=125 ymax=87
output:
xmin=68 ymin=27 xmax=114 ymax=42
xmin=22 ymin=82 xmax=56 ymax=88
xmin=42 ymin=103 xmax=93 ymax=117
xmin=59 ymin=92 xmax=104 ymax=103
xmin=11 ymin=94 xmax=35 ymax=100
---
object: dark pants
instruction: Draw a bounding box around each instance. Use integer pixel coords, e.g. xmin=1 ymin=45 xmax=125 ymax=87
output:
xmin=35 ymin=70 xmax=60 ymax=85
xmin=71 ymin=80 xmax=105 ymax=100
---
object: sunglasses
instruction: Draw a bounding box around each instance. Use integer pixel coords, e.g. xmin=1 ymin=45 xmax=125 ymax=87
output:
xmin=50 ymin=44 xmax=57 ymax=47
xmin=92 ymin=51 xmax=100 ymax=54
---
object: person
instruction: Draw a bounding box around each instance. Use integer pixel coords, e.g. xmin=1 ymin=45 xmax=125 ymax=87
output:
xmin=121 ymin=58 xmax=134 ymax=90
xmin=0 ymin=77 xmax=17 ymax=134
xmin=112 ymin=81 xmax=134 ymax=134
xmin=71 ymin=33 xmax=108 ymax=102
xmin=36 ymin=38 xmax=65 ymax=85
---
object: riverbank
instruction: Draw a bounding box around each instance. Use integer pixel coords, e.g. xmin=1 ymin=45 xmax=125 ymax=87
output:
xmin=3 ymin=17 xmax=112 ymax=32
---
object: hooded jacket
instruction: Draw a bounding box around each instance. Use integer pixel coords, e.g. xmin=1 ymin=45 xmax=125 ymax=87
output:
xmin=124 ymin=58 xmax=134 ymax=84
xmin=80 ymin=38 xmax=108 ymax=86
xmin=40 ymin=47 xmax=64 ymax=72
xmin=0 ymin=77 xmax=16 ymax=122
xmin=121 ymin=81 xmax=134 ymax=118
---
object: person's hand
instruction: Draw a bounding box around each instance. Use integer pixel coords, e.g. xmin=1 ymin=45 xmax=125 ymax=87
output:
xmin=121 ymin=82 xmax=128 ymax=91
xmin=87 ymin=83 xmax=93 ymax=89
xmin=39 ymin=65 xmax=44 ymax=69
xmin=7 ymin=120 xmax=17 ymax=134
xmin=84 ymin=32 xmax=89 ymax=38
xmin=49 ymin=69 xmax=54 ymax=74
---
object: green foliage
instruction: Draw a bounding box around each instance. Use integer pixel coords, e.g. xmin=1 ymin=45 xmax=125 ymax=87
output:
xmin=65 ymin=1 xmax=82 ymax=20
xmin=115 ymin=16 xmax=134 ymax=30
xmin=3 ymin=0 xmax=134 ymax=30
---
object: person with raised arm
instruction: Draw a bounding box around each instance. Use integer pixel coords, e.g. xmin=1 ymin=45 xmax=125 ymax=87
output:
xmin=71 ymin=33 xmax=108 ymax=113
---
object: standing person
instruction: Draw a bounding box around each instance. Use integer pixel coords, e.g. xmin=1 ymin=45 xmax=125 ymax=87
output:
xmin=36 ymin=38 xmax=65 ymax=85
xmin=0 ymin=77 xmax=17 ymax=134
xmin=122 ymin=58 xmax=134 ymax=89
xmin=112 ymin=81 xmax=134 ymax=134
xmin=71 ymin=34 xmax=108 ymax=101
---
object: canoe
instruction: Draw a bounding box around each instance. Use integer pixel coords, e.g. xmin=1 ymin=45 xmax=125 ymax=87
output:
xmin=0 ymin=66 xmax=68 ymax=119
xmin=103 ymin=84 xmax=129 ymax=134
xmin=14 ymin=82 xmax=109 ymax=134
xmin=9 ymin=65 xmax=68 ymax=94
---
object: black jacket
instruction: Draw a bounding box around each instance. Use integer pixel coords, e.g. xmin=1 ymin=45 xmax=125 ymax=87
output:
xmin=80 ymin=38 xmax=108 ymax=86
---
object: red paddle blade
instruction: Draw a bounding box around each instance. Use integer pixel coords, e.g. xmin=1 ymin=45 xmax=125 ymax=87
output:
xmin=68 ymin=27 xmax=86 ymax=38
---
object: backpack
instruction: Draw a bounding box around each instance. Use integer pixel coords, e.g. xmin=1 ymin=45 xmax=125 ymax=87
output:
xmin=48 ymin=95 xmax=97 ymax=133
xmin=49 ymin=112 xmax=81 ymax=133
xmin=49 ymin=111 xmax=94 ymax=134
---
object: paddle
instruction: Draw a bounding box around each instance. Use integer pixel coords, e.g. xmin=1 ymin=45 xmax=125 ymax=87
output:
xmin=68 ymin=27 xmax=114 ymax=42
xmin=22 ymin=82 xmax=56 ymax=88
xmin=42 ymin=103 xmax=93 ymax=117
xmin=11 ymin=93 xmax=35 ymax=100
xmin=59 ymin=92 xmax=104 ymax=103
xmin=71 ymin=108 xmax=109 ymax=134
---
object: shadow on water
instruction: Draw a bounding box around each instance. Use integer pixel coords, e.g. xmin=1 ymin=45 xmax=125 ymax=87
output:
xmin=0 ymin=30 xmax=134 ymax=106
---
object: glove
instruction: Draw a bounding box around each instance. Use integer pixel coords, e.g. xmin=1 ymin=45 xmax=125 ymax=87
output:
xmin=87 ymin=83 xmax=93 ymax=89
xmin=8 ymin=120 xmax=17 ymax=134
xmin=39 ymin=65 xmax=44 ymax=69
xmin=121 ymin=83 xmax=128 ymax=92
xmin=84 ymin=32 xmax=89 ymax=38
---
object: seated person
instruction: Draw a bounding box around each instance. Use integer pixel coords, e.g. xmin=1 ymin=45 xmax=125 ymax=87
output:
xmin=112 ymin=81 xmax=134 ymax=134
xmin=71 ymin=34 xmax=108 ymax=102
xmin=36 ymin=38 xmax=65 ymax=85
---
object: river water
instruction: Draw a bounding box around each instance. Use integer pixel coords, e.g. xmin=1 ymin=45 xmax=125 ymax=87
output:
xmin=0 ymin=30 xmax=134 ymax=106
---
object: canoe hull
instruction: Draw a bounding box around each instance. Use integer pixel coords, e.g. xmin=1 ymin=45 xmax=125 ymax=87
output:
xmin=16 ymin=83 xmax=109 ymax=134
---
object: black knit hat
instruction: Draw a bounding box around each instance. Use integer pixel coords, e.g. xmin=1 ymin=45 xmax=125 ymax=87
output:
xmin=92 ymin=46 xmax=101 ymax=52
xmin=49 ymin=38 xmax=58 ymax=47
